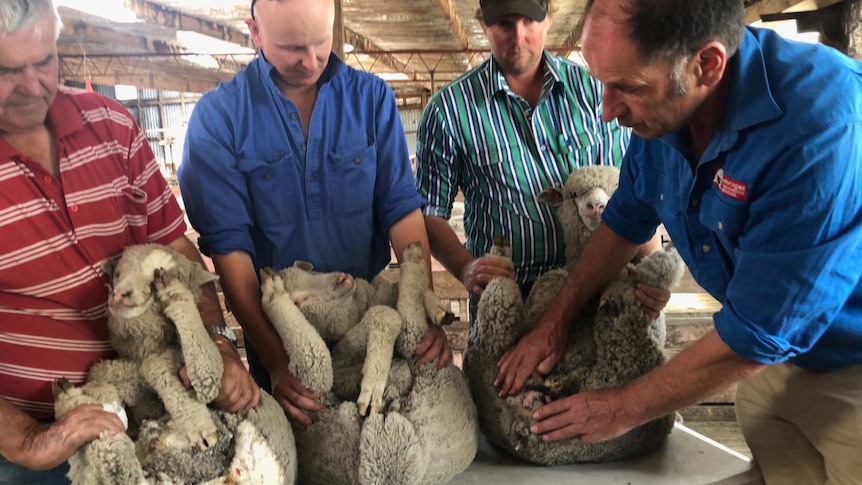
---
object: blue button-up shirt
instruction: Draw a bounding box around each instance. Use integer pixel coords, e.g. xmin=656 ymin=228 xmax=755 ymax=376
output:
xmin=604 ymin=27 xmax=862 ymax=371
xmin=179 ymin=53 xmax=424 ymax=280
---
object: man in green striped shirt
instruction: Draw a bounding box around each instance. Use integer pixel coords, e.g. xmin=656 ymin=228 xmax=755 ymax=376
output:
xmin=416 ymin=0 xmax=660 ymax=323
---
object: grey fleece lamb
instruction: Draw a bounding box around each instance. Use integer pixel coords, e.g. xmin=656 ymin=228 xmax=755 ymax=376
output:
xmin=260 ymin=241 xmax=477 ymax=485
xmin=53 ymin=244 xmax=296 ymax=484
xmin=464 ymin=165 xmax=684 ymax=465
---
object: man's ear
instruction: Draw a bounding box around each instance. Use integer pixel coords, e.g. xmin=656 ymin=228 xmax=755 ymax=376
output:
xmin=694 ymin=41 xmax=727 ymax=88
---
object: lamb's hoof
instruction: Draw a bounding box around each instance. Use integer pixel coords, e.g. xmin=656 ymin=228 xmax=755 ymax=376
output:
xmin=159 ymin=420 xmax=219 ymax=451
xmin=434 ymin=309 xmax=456 ymax=326
xmin=260 ymin=268 xmax=286 ymax=303
xmin=357 ymin=379 xmax=386 ymax=416
xmin=53 ymin=377 xmax=75 ymax=396
xmin=403 ymin=241 xmax=424 ymax=264
xmin=153 ymin=267 xmax=176 ymax=291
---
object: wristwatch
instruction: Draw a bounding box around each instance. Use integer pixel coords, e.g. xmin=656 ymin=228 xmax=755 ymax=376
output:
xmin=206 ymin=325 xmax=238 ymax=347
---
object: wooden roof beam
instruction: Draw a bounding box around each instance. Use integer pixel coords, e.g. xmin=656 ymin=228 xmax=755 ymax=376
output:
xmin=343 ymin=28 xmax=431 ymax=90
xmin=124 ymin=0 xmax=254 ymax=50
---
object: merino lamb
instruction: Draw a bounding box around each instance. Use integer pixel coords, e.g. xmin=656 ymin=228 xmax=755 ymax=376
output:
xmin=463 ymin=165 xmax=684 ymax=465
xmin=53 ymin=244 xmax=297 ymax=484
xmin=260 ymin=241 xmax=478 ymax=485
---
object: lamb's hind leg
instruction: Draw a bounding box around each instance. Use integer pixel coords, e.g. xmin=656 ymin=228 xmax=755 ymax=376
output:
xmin=53 ymin=379 xmax=145 ymax=485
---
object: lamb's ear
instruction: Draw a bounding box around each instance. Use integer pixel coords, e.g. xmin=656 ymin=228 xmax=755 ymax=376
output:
xmin=294 ymin=261 xmax=314 ymax=272
xmin=100 ymin=257 xmax=116 ymax=279
xmin=187 ymin=262 xmax=219 ymax=291
xmin=537 ymin=187 xmax=564 ymax=207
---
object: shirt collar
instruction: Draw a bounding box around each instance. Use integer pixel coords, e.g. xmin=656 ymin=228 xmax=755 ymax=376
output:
xmin=47 ymin=88 xmax=85 ymax=139
xmin=253 ymin=51 xmax=346 ymax=96
xmin=726 ymin=27 xmax=783 ymax=132
xmin=483 ymin=49 xmax=560 ymax=101
xmin=659 ymin=26 xmax=782 ymax=158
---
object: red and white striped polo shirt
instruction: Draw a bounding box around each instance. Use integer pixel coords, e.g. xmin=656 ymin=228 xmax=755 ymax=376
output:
xmin=0 ymin=87 xmax=187 ymax=420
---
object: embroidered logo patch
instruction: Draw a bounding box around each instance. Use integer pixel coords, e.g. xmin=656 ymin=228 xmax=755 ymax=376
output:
xmin=712 ymin=168 xmax=748 ymax=201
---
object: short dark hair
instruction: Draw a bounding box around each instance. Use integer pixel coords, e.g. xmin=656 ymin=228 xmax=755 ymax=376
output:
xmin=591 ymin=0 xmax=745 ymax=65
xmin=250 ymin=0 xmax=257 ymax=19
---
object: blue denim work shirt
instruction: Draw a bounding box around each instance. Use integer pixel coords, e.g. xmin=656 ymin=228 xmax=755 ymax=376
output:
xmin=603 ymin=27 xmax=862 ymax=371
xmin=179 ymin=53 xmax=424 ymax=280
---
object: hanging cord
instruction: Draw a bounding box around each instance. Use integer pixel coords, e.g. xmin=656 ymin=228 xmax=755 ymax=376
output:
xmin=78 ymin=35 xmax=94 ymax=92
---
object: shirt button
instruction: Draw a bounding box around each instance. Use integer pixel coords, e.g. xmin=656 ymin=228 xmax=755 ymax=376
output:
xmin=264 ymin=173 xmax=272 ymax=179
xmin=354 ymin=158 xmax=361 ymax=165
xmin=702 ymin=245 xmax=711 ymax=253
xmin=69 ymin=205 xmax=79 ymax=213
xmin=301 ymin=144 xmax=307 ymax=151
xmin=309 ymin=175 xmax=315 ymax=182
xmin=43 ymin=175 xmax=52 ymax=183
xmin=660 ymin=193 xmax=664 ymax=201
xmin=717 ymin=221 xmax=724 ymax=230
xmin=290 ymin=114 xmax=298 ymax=120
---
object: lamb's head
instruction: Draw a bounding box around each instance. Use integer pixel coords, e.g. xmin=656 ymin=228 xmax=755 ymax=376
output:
xmin=277 ymin=261 xmax=356 ymax=308
xmin=103 ymin=245 xmax=178 ymax=319
xmin=538 ymin=165 xmax=620 ymax=264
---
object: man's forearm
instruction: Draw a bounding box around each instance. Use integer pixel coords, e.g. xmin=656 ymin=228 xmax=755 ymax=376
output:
xmin=211 ymin=252 xmax=289 ymax=373
xmin=425 ymin=215 xmax=473 ymax=283
xmin=620 ymin=329 xmax=766 ymax=427
xmin=0 ymin=396 xmax=36 ymax=462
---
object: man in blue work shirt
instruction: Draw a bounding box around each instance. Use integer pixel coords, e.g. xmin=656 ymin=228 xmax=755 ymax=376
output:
xmin=496 ymin=0 xmax=862 ymax=483
xmin=178 ymin=0 xmax=452 ymax=427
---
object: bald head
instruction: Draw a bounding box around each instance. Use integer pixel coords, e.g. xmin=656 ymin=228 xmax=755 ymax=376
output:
xmin=247 ymin=0 xmax=335 ymax=91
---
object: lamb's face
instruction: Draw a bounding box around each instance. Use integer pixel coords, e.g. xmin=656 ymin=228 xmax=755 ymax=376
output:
xmin=107 ymin=247 xmax=177 ymax=319
xmin=279 ymin=262 xmax=356 ymax=311
xmin=572 ymin=187 xmax=610 ymax=231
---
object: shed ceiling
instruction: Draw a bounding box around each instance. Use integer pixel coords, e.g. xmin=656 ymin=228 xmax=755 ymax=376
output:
xmin=56 ymin=0 xmax=830 ymax=100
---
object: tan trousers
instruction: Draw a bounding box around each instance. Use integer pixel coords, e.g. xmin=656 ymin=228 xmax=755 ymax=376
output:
xmin=736 ymin=362 xmax=862 ymax=485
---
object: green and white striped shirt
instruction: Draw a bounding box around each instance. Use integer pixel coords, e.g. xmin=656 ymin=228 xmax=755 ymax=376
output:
xmin=415 ymin=51 xmax=631 ymax=286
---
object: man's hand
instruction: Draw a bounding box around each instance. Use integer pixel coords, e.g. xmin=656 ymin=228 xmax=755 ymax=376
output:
xmin=211 ymin=339 xmax=261 ymax=412
xmin=5 ymin=404 xmax=125 ymax=470
xmin=494 ymin=321 xmax=567 ymax=397
xmin=530 ymin=387 xmax=634 ymax=443
xmin=271 ymin=367 xmax=324 ymax=427
xmin=460 ymin=256 xmax=514 ymax=295
xmin=178 ymin=338 xmax=261 ymax=413
xmin=413 ymin=324 xmax=453 ymax=369
xmin=635 ymin=283 xmax=671 ymax=321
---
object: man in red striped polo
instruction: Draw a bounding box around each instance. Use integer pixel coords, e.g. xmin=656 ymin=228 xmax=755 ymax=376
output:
xmin=0 ymin=1 xmax=259 ymax=482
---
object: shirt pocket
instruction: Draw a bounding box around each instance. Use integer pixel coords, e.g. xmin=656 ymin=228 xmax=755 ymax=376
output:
xmin=328 ymin=143 xmax=377 ymax=217
xmin=700 ymin=188 xmax=748 ymax=250
xmin=238 ymin=155 xmax=303 ymax=225
xmin=473 ymin=144 xmax=534 ymax=217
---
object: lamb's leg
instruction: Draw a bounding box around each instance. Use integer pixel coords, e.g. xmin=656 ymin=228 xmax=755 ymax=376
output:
xmin=395 ymin=241 xmax=430 ymax=356
xmin=356 ymin=305 xmax=402 ymax=416
xmin=260 ymin=267 xmax=333 ymax=393
xmin=140 ymin=350 xmax=218 ymax=450
xmin=84 ymin=360 xmax=146 ymax=407
xmin=53 ymin=380 xmax=146 ymax=485
xmin=154 ymin=267 xmax=223 ymax=403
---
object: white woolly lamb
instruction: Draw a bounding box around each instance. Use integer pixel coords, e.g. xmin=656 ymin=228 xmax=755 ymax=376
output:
xmin=260 ymin=241 xmax=478 ymax=485
xmin=53 ymin=244 xmax=297 ymax=484
xmin=463 ymin=165 xmax=684 ymax=465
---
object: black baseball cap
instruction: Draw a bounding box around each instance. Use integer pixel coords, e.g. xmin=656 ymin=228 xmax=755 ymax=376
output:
xmin=480 ymin=0 xmax=549 ymax=25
